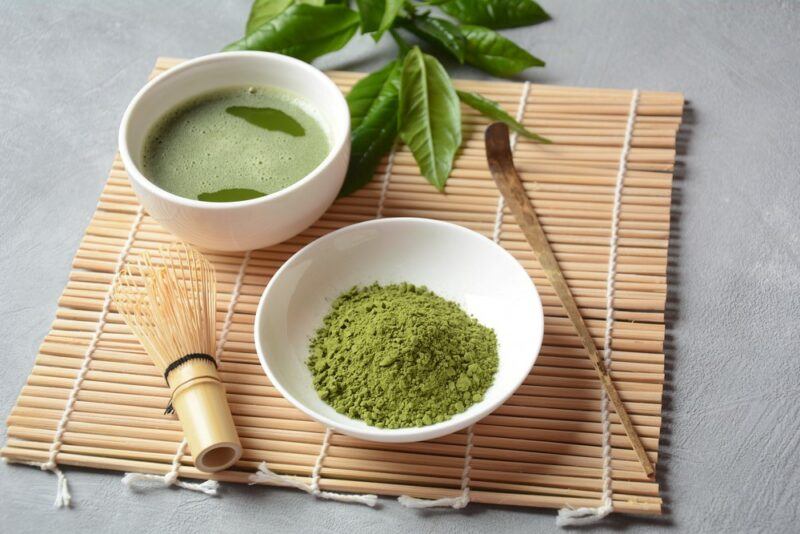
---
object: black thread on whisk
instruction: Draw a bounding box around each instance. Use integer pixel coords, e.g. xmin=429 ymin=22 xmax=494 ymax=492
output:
xmin=163 ymin=353 xmax=218 ymax=415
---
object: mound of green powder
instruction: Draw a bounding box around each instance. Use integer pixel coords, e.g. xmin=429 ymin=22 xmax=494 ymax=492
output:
xmin=307 ymin=283 xmax=498 ymax=428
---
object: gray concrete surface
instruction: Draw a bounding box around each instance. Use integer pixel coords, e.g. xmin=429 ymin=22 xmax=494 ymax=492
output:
xmin=1 ymin=1 xmax=798 ymax=532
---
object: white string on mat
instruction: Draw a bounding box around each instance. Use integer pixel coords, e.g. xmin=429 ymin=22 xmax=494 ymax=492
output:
xmin=491 ymin=80 xmax=532 ymax=245
xmin=13 ymin=206 xmax=145 ymax=507
xmin=121 ymin=440 xmax=218 ymax=495
xmin=398 ymin=428 xmax=474 ymax=509
xmin=556 ymin=88 xmax=640 ymax=528
xmin=122 ymin=249 xmax=253 ymax=496
xmin=399 ymin=81 xmax=532 ymax=510
xmin=375 ymin=142 xmax=398 ymax=219
xmin=249 ymin=428 xmax=378 ymax=507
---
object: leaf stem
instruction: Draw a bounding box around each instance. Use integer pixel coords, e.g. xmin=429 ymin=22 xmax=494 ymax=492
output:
xmin=389 ymin=28 xmax=411 ymax=56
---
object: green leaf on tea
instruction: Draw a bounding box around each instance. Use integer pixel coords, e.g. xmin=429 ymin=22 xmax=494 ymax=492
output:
xmin=398 ymin=47 xmax=461 ymax=191
xmin=441 ymin=0 xmax=550 ymax=29
xmin=198 ymin=188 xmax=267 ymax=202
xmin=456 ymin=90 xmax=550 ymax=143
xmin=398 ymin=16 xmax=466 ymax=63
xmin=226 ymin=106 xmax=305 ymax=136
xmin=224 ymin=4 xmax=360 ymax=62
xmin=340 ymin=61 xmax=402 ymax=196
xmin=461 ymin=25 xmax=544 ymax=77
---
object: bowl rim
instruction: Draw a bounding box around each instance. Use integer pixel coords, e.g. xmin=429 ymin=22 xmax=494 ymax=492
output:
xmin=118 ymin=51 xmax=350 ymax=210
xmin=254 ymin=217 xmax=544 ymax=442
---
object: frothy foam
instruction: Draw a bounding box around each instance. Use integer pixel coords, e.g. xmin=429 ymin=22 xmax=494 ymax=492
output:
xmin=141 ymin=86 xmax=330 ymax=201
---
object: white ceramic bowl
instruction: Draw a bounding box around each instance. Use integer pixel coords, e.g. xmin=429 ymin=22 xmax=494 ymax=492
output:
xmin=118 ymin=52 xmax=350 ymax=251
xmin=254 ymin=218 xmax=544 ymax=443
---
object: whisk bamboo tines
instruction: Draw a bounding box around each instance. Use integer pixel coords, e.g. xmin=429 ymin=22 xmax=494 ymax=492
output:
xmin=113 ymin=243 xmax=242 ymax=473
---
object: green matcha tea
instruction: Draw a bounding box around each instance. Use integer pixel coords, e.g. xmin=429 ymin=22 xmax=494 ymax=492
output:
xmin=308 ymin=283 xmax=499 ymax=428
xmin=141 ymin=86 xmax=330 ymax=202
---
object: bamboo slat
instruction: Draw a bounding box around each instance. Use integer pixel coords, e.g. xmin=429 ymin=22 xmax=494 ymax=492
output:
xmin=1 ymin=57 xmax=682 ymax=516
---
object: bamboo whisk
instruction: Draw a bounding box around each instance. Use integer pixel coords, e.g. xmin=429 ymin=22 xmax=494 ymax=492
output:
xmin=113 ymin=243 xmax=242 ymax=473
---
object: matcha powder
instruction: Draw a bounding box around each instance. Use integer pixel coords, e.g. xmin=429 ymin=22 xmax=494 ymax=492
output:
xmin=307 ymin=283 xmax=499 ymax=428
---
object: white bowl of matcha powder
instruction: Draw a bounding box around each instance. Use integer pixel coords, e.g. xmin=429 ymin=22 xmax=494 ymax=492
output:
xmin=255 ymin=218 xmax=544 ymax=443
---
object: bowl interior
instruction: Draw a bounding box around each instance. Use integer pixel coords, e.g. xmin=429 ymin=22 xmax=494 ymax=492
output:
xmin=256 ymin=218 xmax=543 ymax=442
xmin=123 ymin=52 xmax=348 ymax=173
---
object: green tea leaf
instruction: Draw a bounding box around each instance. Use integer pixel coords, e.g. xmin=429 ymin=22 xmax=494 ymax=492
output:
xmin=347 ymin=60 xmax=399 ymax=130
xmin=245 ymin=0 xmax=324 ymax=35
xmin=356 ymin=0 xmax=384 ymax=32
xmin=246 ymin=0 xmax=294 ymax=35
xmin=356 ymin=0 xmax=403 ymax=40
xmin=340 ymin=63 xmax=402 ymax=196
xmin=377 ymin=0 xmax=405 ymax=39
xmin=398 ymin=16 xmax=466 ymax=63
xmin=398 ymin=47 xmax=461 ymax=191
xmin=226 ymin=106 xmax=305 ymax=136
xmin=224 ymin=4 xmax=360 ymax=62
xmin=461 ymin=25 xmax=544 ymax=77
xmin=456 ymin=90 xmax=550 ymax=143
xmin=198 ymin=188 xmax=266 ymax=202
xmin=389 ymin=28 xmax=411 ymax=56
xmin=441 ymin=0 xmax=550 ymax=29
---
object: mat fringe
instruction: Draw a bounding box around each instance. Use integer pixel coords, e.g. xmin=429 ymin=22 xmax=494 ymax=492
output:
xmin=250 ymin=429 xmax=377 ymax=507
xmin=122 ymin=471 xmax=219 ymax=496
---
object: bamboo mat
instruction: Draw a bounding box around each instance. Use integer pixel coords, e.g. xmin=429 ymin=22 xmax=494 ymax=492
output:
xmin=2 ymin=57 xmax=682 ymax=515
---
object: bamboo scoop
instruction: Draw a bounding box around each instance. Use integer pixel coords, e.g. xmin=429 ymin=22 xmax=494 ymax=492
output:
xmin=485 ymin=122 xmax=655 ymax=479
xmin=113 ymin=243 xmax=242 ymax=473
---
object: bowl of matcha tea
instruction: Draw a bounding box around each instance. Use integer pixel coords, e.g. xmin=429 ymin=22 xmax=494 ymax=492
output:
xmin=119 ymin=52 xmax=350 ymax=251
